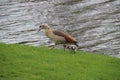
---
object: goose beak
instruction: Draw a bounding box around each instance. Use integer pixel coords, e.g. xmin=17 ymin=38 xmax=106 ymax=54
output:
xmin=38 ymin=28 xmax=41 ymax=32
xmin=38 ymin=25 xmax=42 ymax=32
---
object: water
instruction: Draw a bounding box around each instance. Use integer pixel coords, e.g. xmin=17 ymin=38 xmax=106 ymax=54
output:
xmin=0 ymin=0 xmax=120 ymax=57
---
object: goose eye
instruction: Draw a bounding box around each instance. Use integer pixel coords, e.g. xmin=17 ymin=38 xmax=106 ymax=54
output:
xmin=39 ymin=25 xmax=42 ymax=28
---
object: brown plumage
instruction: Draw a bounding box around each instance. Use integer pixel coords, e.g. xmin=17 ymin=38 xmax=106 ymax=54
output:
xmin=38 ymin=23 xmax=79 ymax=49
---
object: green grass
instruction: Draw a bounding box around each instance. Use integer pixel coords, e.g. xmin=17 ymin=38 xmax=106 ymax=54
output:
xmin=0 ymin=43 xmax=120 ymax=80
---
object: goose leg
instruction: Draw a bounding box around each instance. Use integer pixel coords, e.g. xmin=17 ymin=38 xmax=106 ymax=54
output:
xmin=63 ymin=44 xmax=66 ymax=51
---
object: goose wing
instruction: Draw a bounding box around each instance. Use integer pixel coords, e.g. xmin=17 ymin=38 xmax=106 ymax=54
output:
xmin=53 ymin=29 xmax=75 ymax=43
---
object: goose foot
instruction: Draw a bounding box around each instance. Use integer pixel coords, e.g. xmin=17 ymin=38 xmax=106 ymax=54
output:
xmin=48 ymin=43 xmax=55 ymax=49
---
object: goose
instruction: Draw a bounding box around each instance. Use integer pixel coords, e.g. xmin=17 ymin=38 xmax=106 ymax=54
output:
xmin=38 ymin=23 xmax=79 ymax=50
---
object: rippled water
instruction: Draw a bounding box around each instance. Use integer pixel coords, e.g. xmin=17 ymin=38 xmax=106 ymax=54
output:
xmin=0 ymin=0 xmax=120 ymax=57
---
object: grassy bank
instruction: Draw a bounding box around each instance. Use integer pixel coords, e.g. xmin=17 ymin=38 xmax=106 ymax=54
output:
xmin=0 ymin=43 xmax=120 ymax=80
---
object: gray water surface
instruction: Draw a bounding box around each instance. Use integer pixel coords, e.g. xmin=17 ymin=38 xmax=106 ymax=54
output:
xmin=0 ymin=0 xmax=120 ymax=57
